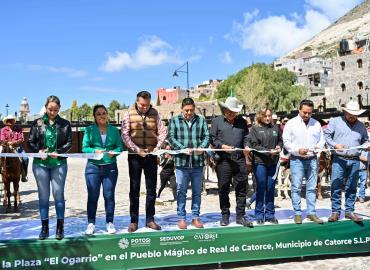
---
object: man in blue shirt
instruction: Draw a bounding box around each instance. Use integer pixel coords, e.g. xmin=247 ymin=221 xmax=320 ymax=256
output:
xmin=356 ymin=150 xmax=369 ymax=203
xmin=324 ymin=100 xmax=369 ymax=223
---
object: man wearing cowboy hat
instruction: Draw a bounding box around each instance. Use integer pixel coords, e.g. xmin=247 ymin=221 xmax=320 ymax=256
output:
xmin=324 ymin=100 xmax=370 ymax=223
xmin=210 ymin=95 xmax=253 ymax=227
xmin=0 ymin=115 xmax=29 ymax=182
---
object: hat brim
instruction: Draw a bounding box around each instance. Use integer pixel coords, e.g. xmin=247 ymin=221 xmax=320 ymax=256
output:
xmin=3 ymin=118 xmax=15 ymax=122
xmin=342 ymin=108 xmax=366 ymax=116
xmin=218 ymin=101 xmax=243 ymax=113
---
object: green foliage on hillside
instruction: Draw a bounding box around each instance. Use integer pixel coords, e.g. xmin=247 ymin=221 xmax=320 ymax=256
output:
xmin=215 ymin=63 xmax=307 ymax=112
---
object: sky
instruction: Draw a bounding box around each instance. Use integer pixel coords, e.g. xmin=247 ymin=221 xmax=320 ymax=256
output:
xmin=0 ymin=0 xmax=364 ymax=116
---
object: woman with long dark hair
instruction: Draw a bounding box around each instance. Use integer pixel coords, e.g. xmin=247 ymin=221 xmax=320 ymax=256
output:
xmin=82 ymin=104 xmax=123 ymax=235
xmin=28 ymin=95 xmax=72 ymax=240
xmin=247 ymin=108 xmax=283 ymax=225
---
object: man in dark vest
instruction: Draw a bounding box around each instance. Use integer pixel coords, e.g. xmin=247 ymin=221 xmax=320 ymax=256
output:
xmin=122 ymin=91 xmax=167 ymax=232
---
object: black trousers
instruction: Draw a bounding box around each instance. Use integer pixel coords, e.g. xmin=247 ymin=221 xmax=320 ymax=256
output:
xmin=128 ymin=154 xmax=158 ymax=223
xmin=216 ymin=157 xmax=248 ymax=218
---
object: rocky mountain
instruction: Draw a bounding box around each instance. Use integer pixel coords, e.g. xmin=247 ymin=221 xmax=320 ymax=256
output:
xmin=280 ymin=0 xmax=370 ymax=60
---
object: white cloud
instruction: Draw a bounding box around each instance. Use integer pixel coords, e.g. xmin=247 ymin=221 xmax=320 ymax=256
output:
xmin=226 ymin=1 xmax=362 ymax=57
xmin=306 ymin=0 xmax=363 ymax=21
xmin=101 ymin=36 xmax=182 ymax=72
xmin=80 ymin=85 xmax=131 ymax=94
xmin=26 ymin=64 xmax=88 ymax=78
xmin=219 ymin=51 xmax=232 ymax=64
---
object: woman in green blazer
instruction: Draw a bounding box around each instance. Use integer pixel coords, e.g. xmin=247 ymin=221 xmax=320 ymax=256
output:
xmin=82 ymin=104 xmax=123 ymax=235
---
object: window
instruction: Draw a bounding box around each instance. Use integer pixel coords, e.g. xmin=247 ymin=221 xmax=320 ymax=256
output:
xmin=340 ymin=61 xmax=345 ymax=71
xmin=341 ymin=83 xmax=346 ymax=92
xmin=162 ymin=96 xmax=166 ymax=101
xmin=357 ymin=59 xmax=363 ymax=68
xmin=358 ymin=81 xmax=363 ymax=90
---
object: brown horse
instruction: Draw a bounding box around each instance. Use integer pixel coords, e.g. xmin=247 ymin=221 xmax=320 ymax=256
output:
xmin=276 ymin=153 xmax=291 ymax=200
xmin=317 ymin=151 xmax=332 ymax=200
xmin=1 ymin=144 xmax=22 ymax=212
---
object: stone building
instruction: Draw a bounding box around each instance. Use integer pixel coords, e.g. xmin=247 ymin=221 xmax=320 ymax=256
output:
xmin=156 ymin=86 xmax=188 ymax=105
xmin=274 ymin=36 xmax=370 ymax=109
xmin=330 ymin=51 xmax=370 ymax=107
xmin=19 ymin=97 xmax=30 ymax=123
xmin=191 ymin=79 xmax=223 ymax=99
xmin=274 ymin=56 xmax=332 ymax=97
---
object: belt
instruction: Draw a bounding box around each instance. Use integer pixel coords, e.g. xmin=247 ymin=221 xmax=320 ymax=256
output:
xmin=219 ymin=152 xmax=244 ymax=161
xmin=336 ymin=155 xmax=359 ymax=161
xmin=291 ymin=155 xmax=316 ymax=160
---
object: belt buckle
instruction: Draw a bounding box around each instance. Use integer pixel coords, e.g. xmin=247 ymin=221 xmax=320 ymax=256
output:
xmin=230 ymin=153 xmax=238 ymax=161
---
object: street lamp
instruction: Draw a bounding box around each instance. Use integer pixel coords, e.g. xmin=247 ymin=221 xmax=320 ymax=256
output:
xmin=172 ymin=61 xmax=189 ymax=97
xmin=365 ymin=85 xmax=369 ymax=106
xmin=5 ymin=104 xmax=9 ymax=116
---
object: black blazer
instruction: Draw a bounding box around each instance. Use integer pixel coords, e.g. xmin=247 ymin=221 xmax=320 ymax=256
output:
xmin=28 ymin=116 xmax=72 ymax=157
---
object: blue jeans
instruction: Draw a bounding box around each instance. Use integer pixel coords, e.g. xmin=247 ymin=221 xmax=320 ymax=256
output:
xmin=331 ymin=157 xmax=360 ymax=214
xmin=357 ymin=170 xmax=367 ymax=200
xmin=85 ymin=162 xmax=118 ymax=224
xmin=175 ymin=166 xmax=203 ymax=220
xmin=290 ymin=157 xmax=318 ymax=216
xmin=32 ymin=162 xmax=68 ymax=220
xmin=254 ymin=163 xmax=277 ymax=220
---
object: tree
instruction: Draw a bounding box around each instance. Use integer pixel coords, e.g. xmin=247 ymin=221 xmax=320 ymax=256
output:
xmin=79 ymin=103 xmax=92 ymax=121
xmin=70 ymin=100 xmax=81 ymax=122
xmin=108 ymin=100 xmax=122 ymax=119
xmin=216 ymin=63 xmax=307 ymax=112
xmin=235 ymin=68 xmax=266 ymax=113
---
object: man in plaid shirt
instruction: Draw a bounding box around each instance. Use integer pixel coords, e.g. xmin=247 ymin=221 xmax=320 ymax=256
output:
xmin=167 ymin=98 xmax=209 ymax=229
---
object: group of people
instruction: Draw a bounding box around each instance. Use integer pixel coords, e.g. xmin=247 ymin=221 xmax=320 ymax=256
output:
xmin=1 ymin=91 xmax=369 ymax=241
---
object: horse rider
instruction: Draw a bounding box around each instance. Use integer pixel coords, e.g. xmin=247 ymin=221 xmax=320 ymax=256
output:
xmin=0 ymin=114 xmax=29 ymax=182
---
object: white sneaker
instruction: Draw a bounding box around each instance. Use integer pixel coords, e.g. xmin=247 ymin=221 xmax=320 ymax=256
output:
xmin=85 ymin=223 xmax=95 ymax=235
xmin=106 ymin=222 xmax=116 ymax=234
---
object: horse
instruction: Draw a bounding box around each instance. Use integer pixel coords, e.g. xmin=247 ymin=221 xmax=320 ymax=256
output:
xmin=0 ymin=143 xmax=22 ymax=212
xmin=276 ymin=152 xmax=291 ymax=200
xmin=317 ymin=150 xmax=332 ymax=200
xmin=157 ymin=155 xmax=177 ymax=201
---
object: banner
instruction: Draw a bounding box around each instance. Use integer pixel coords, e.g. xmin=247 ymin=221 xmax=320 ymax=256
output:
xmin=1 ymin=220 xmax=369 ymax=269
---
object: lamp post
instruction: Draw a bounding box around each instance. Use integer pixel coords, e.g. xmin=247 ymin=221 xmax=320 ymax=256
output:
xmin=365 ymin=85 xmax=369 ymax=106
xmin=172 ymin=61 xmax=189 ymax=97
xmin=5 ymin=104 xmax=9 ymax=116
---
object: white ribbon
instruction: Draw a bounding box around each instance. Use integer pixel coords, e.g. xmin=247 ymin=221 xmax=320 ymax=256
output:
xmin=0 ymin=145 xmax=367 ymax=160
xmin=0 ymin=152 xmax=104 ymax=160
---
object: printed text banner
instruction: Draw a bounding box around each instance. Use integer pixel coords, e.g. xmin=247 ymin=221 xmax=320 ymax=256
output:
xmin=1 ymin=220 xmax=370 ymax=269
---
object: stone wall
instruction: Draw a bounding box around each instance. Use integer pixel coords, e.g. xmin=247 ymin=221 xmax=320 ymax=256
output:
xmin=330 ymin=51 xmax=370 ymax=107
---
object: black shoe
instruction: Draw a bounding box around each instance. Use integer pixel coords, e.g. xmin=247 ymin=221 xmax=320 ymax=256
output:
xmin=236 ymin=217 xmax=254 ymax=228
xmin=55 ymin=219 xmax=64 ymax=240
xmin=266 ymin=217 xmax=279 ymax=224
xmin=220 ymin=215 xmax=230 ymax=226
xmin=39 ymin=219 xmax=49 ymax=240
xmin=256 ymin=219 xmax=264 ymax=225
